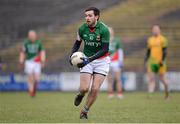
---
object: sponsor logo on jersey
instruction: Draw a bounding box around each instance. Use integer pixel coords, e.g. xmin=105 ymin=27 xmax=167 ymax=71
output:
xmin=85 ymin=42 xmax=101 ymax=47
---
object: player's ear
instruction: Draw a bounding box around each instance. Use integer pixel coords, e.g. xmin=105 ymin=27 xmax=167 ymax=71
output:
xmin=95 ymin=15 xmax=99 ymax=21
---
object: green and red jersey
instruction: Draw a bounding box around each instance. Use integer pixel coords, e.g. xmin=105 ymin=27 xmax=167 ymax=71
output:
xmin=109 ymin=37 xmax=123 ymax=61
xmin=77 ymin=21 xmax=110 ymax=57
xmin=22 ymin=39 xmax=44 ymax=62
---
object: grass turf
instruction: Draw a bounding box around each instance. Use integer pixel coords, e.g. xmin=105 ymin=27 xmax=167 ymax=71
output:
xmin=0 ymin=92 xmax=180 ymax=123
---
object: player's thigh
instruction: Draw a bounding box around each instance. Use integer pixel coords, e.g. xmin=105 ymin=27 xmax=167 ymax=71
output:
xmin=91 ymin=74 xmax=106 ymax=91
xmin=147 ymin=72 xmax=155 ymax=81
xmin=159 ymin=73 xmax=167 ymax=83
xmin=27 ymin=73 xmax=34 ymax=83
xmin=33 ymin=62 xmax=42 ymax=82
xmin=24 ymin=60 xmax=34 ymax=74
xmin=107 ymin=71 xmax=113 ymax=85
xmin=114 ymin=69 xmax=121 ymax=81
xmin=80 ymin=73 xmax=92 ymax=90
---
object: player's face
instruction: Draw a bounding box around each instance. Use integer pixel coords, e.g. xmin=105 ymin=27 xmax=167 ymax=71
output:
xmin=152 ymin=26 xmax=161 ymax=36
xmin=85 ymin=10 xmax=98 ymax=27
xmin=28 ymin=31 xmax=37 ymax=42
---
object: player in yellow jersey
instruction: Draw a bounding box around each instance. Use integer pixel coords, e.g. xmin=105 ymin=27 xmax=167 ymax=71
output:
xmin=144 ymin=25 xmax=169 ymax=99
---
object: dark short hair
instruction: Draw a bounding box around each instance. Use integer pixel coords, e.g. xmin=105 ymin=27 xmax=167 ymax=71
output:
xmin=85 ymin=7 xmax=100 ymax=20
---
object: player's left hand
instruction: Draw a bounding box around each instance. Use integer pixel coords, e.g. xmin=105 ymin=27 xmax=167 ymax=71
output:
xmin=77 ymin=57 xmax=90 ymax=68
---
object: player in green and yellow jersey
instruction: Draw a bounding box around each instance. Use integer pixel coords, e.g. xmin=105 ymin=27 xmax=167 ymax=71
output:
xmin=69 ymin=7 xmax=110 ymax=119
xmin=144 ymin=25 xmax=169 ymax=99
xmin=108 ymin=27 xmax=124 ymax=99
xmin=19 ymin=30 xmax=46 ymax=97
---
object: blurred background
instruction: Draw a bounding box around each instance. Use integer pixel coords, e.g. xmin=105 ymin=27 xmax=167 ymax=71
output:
xmin=0 ymin=0 xmax=180 ymax=92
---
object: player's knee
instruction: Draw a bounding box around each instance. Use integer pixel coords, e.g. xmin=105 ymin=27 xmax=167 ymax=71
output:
xmin=91 ymin=87 xmax=99 ymax=95
xmin=149 ymin=76 xmax=155 ymax=82
xmin=80 ymin=87 xmax=89 ymax=93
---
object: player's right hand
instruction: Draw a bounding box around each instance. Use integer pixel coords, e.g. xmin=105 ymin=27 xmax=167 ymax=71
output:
xmin=77 ymin=57 xmax=90 ymax=68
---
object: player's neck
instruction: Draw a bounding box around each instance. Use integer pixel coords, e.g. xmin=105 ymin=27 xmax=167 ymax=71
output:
xmin=153 ymin=34 xmax=161 ymax=37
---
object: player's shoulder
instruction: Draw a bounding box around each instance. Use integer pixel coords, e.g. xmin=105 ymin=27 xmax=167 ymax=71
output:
xmin=98 ymin=21 xmax=109 ymax=30
xmin=36 ymin=39 xmax=42 ymax=43
xmin=147 ymin=36 xmax=154 ymax=42
xmin=148 ymin=36 xmax=154 ymax=40
xmin=23 ymin=39 xmax=30 ymax=44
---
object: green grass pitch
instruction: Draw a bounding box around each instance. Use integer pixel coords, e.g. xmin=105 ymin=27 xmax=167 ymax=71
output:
xmin=0 ymin=92 xmax=180 ymax=123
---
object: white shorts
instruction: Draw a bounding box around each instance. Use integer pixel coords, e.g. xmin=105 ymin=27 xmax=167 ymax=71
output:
xmin=25 ymin=60 xmax=41 ymax=74
xmin=80 ymin=56 xmax=110 ymax=76
xmin=110 ymin=61 xmax=121 ymax=72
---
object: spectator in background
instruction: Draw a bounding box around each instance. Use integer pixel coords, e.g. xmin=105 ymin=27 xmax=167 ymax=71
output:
xmin=108 ymin=27 xmax=124 ymax=99
xmin=144 ymin=25 xmax=169 ymax=99
xmin=19 ymin=30 xmax=46 ymax=97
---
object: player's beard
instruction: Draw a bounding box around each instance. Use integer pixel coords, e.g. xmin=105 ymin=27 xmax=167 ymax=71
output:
xmin=87 ymin=19 xmax=96 ymax=27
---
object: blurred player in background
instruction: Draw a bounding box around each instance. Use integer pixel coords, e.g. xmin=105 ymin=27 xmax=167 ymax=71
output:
xmin=108 ymin=27 xmax=124 ymax=99
xmin=69 ymin=7 xmax=110 ymax=119
xmin=144 ymin=25 xmax=169 ymax=99
xmin=19 ymin=30 xmax=46 ymax=97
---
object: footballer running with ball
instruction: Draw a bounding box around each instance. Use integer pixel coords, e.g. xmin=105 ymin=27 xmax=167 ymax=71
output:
xmin=144 ymin=25 xmax=169 ymax=99
xmin=19 ymin=30 xmax=46 ymax=97
xmin=69 ymin=7 xmax=110 ymax=119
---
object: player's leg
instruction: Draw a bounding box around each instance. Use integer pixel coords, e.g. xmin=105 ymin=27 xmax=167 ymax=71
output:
xmin=74 ymin=73 xmax=92 ymax=106
xmin=80 ymin=73 xmax=105 ymax=119
xmin=159 ymin=66 xmax=169 ymax=99
xmin=33 ymin=73 xmax=40 ymax=96
xmin=25 ymin=61 xmax=35 ymax=97
xmin=27 ymin=73 xmax=35 ymax=97
xmin=107 ymin=70 xmax=114 ymax=98
xmin=114 ymin=69 xmax=123 ymax=98
xmin=147 ymin=72 xmax=156 ymax=93
xmin=32 ymin=62 xmax=42 ymax=96
xmin=86 ymin=73 xmax=105 ymax=108
xmin=80 ymin=57 xmax=110 ymax=119
xmin=159 ymin=74 xmax=169 ymax=99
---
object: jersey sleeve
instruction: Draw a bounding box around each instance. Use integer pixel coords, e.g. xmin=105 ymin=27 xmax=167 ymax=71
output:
xmin=101 ymin=27 xmax=110 ymax=43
